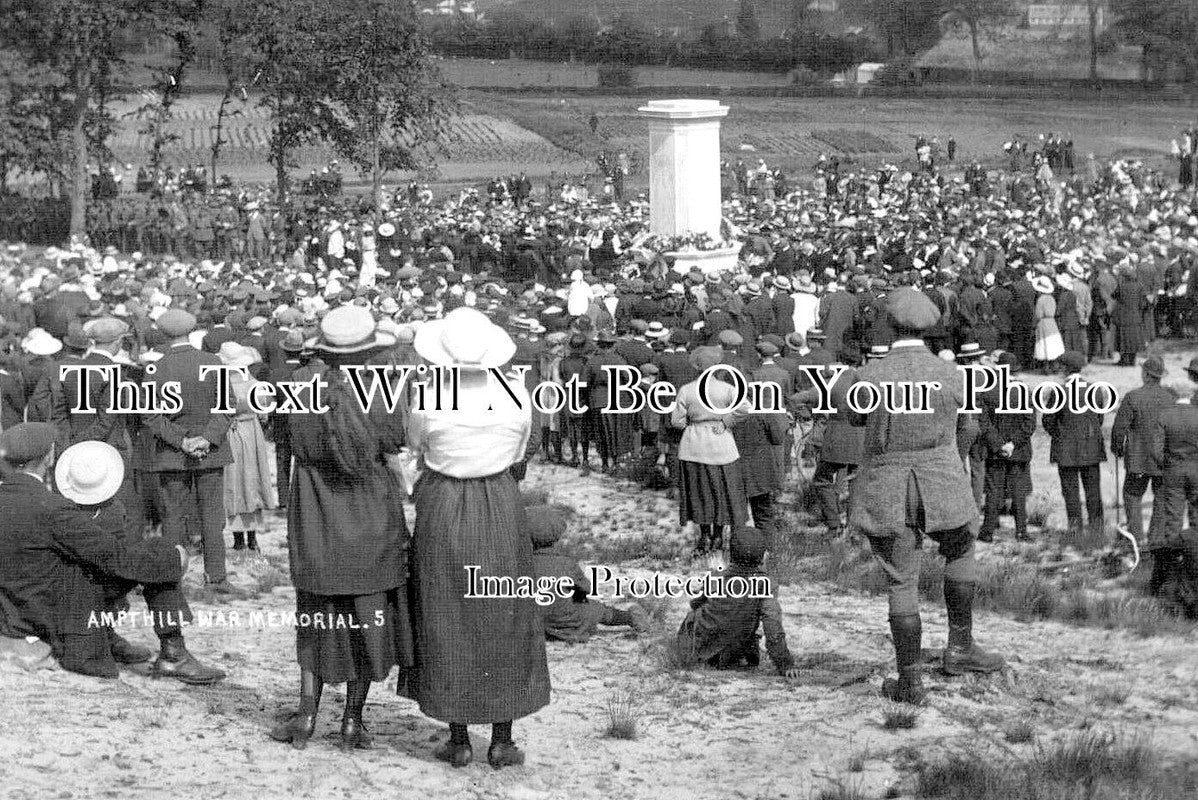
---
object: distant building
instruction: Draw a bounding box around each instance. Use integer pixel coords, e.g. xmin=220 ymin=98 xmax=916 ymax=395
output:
xmin=1026 ymin=5 xmax=1105 ymax=31
xmin=419 ymin=0 xmax=477 ymax=16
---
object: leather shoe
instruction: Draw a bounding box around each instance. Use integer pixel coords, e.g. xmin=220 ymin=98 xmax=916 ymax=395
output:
xmin=109 ymin=633 xmax=154 ymax=665
xmin=943 ymin=643 xmax=1005 ymax=676
xmin=270 ymin=712 xmax=317 ymax=750
xmin=487 ymin=742 xmax=525 ymax=769
xmin=435 ymin=741 xmax=473 ymax=768
xmin=151 ymin=641 xmax=226 ymax=685
xmin=339 ymin=717 xmax=372 ymax=750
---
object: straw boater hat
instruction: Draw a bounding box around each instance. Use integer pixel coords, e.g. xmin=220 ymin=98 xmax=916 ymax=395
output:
xmin=308 ymin=305 xmax=396 ymax=353
xmin=413 ymin=306 xmax=516 ymax=369
xmin=956 ymin=343 xmax=986 ymax=361
xmin=55 ymin=441 xmax=124 ymax=506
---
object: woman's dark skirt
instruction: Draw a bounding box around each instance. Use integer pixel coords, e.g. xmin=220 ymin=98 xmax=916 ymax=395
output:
xmin=678 ymin=459 xmax=748 ymax=526
xmin=409 ymin=469 xmax=551 ymax=724
xmin=295 ymin=589 xmax=413 ymax=687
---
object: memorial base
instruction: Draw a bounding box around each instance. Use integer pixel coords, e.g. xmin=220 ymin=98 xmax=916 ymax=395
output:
xmin=667 ymin=245 xmax=741 ymax=275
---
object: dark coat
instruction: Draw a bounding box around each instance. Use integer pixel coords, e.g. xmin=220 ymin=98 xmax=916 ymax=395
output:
xmin=0 ymin=367 xmax=25 ymax=429
xmin=1042 ymin=385 xmax=1107 ymax=467
xmin=142 ymin=343 xmax=234 ymax=472
xmin=63 ymin=352 xmax=132 ymax=463
xmin=287 ymin=365 xmax=409 ymax=595
xmin=819 ymin=292 xmax=857 ymax=357
xmin=732 ymin=410 xmax=788 ymax=498
xmin=0 ymin=474 xmax=182 ymax=670
xmin=772 ymin=292 xmax=796 ymax=336
xmin=815 ymin=366 xmax=864 ymax=466
xmin=978 ymin=387 xmax=1035 ymax=463
xmin=1111 ymin=383 xmax=1178 ymax=475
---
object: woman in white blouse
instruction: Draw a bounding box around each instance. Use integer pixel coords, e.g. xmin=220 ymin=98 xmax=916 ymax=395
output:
xmin=407 ymin=307 xmax=550 ymax=770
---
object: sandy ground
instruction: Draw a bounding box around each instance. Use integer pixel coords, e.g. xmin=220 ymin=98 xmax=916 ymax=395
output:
xmin=2 ymin=350 xmax=1197 ymax=800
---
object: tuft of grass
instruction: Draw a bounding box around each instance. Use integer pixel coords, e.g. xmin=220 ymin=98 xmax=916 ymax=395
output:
xmin=815 ymin=779 xmax=867 ymax=800
xmin=1003 ymin=720 xmax=1036 ymax=744
xmin=914 ymin=730 xmax=1175 ymax=800
xmin=881 ymin=703 xmax=921 ymax=731
xmin=1026 ymin=495 xmax=1052 ymax=528
xmin=847 ymin=751 xmax=867 ymax=773
xmin=1087 ymin=682 xmax=1132 ymax=707
xmin=253 ymin=565 xmax=290 ymax=595
xmin=602 ymin=691 xmax=641 ymax=741
xmin=653 ymin=632 xmax=700 ymax=674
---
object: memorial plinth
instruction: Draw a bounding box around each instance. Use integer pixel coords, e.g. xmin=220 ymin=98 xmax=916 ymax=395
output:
xmin=638 ymin=99 xmax=739 ymax=275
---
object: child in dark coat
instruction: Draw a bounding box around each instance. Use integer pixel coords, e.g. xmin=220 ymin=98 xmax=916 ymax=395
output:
xmin=528 ymin=505 xmax=648 ymax=642
xmin=676 ymin=526 xmax=800 ymax=677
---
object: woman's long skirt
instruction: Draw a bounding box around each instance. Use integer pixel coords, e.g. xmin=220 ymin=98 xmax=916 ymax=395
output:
xmin=295 ymin=589 xmax=413 ymax=686
xmin=409 ymin=469 xmax=551 ymax=724
xmin=678 ymin=459 xmax=748 ymax=526
xmin=224 ymin=416 xmax=276 ymax=529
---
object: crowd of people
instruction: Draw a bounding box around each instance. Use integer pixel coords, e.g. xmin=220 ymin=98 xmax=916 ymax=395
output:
xmin=1 ymin=141 xmax=1198 ymax=762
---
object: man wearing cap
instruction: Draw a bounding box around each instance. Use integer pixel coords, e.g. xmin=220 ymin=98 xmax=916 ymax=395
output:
xmin=141 ymin=309 xmax=238 ymax=594
xmin=1112 ymin=355 xmax=1177 ymax=544
xmin=0 ymin=424 xmax=218 ymax=681
xmin=1147 ymin=357 xmax=1198 ymax=596
xmin=847 ymin=287 xmax=1005 ymax=704
xmin=1042 ymin=351 xmax=1109 ymax=538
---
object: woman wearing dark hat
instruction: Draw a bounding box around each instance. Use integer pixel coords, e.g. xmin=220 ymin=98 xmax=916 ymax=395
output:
xmin=270 ymin=305 xmax=412 ymax=751
xmin=670 ymin=345 xmax=750 ymax=555
xmin=408 ymin=307 xmax=550 ymax=769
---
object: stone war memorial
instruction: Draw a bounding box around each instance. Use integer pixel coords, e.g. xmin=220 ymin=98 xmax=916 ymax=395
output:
xmin=637 ymin=98 xmax=740 ymax=274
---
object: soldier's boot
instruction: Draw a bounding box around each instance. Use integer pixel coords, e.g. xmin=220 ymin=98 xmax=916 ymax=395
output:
xmin=882 ymin=613 xmax=927 ymax=704
xmin=942 ymin=580 xmax=1005 ymax=676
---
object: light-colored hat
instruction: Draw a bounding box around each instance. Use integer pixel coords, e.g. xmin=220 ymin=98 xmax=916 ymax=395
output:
xmin=23 ymin=332 xmax=62 ymax=357
xmin=309 ymin=305 xmax=396 ymax=354
xmin=1032 ymin=276 xmax=1055 ymax=294
xmin=377 ymin=222 xmax=396 ymax=237
xmin=218 ymin=341 xmax=261 ymax=368
xmin=413 ymin=307 xmax=516 ymax=370
xmin=55 ymin=441 xmax=124 ymax=506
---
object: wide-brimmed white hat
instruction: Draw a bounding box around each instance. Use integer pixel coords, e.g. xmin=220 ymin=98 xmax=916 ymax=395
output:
xmin=377 ymin=222 xmax=396 ymax=237
xmin=308 ymin=305 xmax=396 ymax=353
xmin=218 ymin=341 xmax=261 ymax=368
xmin=23 ymin=332 xmax=62 ymax=357
xmin=1032 ymin=276 xmax=1055 ymax=294
xmin=55 ymin=441 xmax=124 ymax=506
xmin=413 ymin=307 xmax=516 ymax=370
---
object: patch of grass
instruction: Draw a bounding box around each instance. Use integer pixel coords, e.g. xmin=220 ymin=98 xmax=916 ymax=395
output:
xmin=652 ymin=631 xmax=700 ymax=674
xmin=815 ymin=779 xmax=867 ymax=800
xmin=881 ymin=703 xmax=921 ymax=731
xmin=1026 ymin=494 xmax=1053 ymax=528
xmin=847 ymin=751 xmax=867 ymax=773
xmin=632 ymin=595 xmax=674 ymax=629
xmin=1003 ymin=720 xmax=1036 ymax=744
xmin=253 ymin=565 xmax=290 ymax=595
xmin=914 ymin=730 xmax=1184 ymax=800
xmin=602 ymin=691 xmax=641 ymax=741
xmin=1087 ymin=682 xmax=1132 ymax=708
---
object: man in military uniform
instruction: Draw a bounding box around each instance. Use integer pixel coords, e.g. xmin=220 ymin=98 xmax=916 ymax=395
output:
xmin=847 ymin=287 xmax=1004 ymax=704
xmin=1111 ymin=355 xmax=1177 ymax=544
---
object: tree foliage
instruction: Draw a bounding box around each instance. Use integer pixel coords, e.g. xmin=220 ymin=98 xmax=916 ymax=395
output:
xmin=1111 ymin=0 xmax=1198 ymax=83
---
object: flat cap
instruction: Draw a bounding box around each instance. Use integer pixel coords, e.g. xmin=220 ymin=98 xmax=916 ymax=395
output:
xmin=83 ymin=317 xmax=130 ymax=345
xmin=526 ymin=504 xmax=568 ymax=548
xmin=717 ymin=329 xmax=743 ymax=347
xmin=730 ymin=526 xmax=769 ymax=567
xmin=157 ymin=309 xmax=197 ymax=338
xmin=886 ymin=287 xmax=940 ymax=331
xmin=756 ymin=340 xmax=780 ymax=357
xmin=0 ymin=422 xmax=58 ymax=465
xmin=629 ymin=319 xmax=650 ymax=334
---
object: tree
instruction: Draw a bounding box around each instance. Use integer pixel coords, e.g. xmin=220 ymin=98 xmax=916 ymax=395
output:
xmin=1087 ymin=0 xmax=1100 ymax=84
xmin=0 ymin=0 xmax=201 ymax=237
xmin=207 ymin=0 xmax=252 ymax=182
xmin=134 ymin=2 xmax=204 ymax=177
xmin=843 ymin=0 xmax=946 ymax=59
xmin=222 ymin=0 xmax=340 ymax=204
xmin=940 ymin=0 xmax=1017 ymax=81
xmin=736 ymin=0 xmax=761 ymax=41
xmin=319 ymin=0 xmax=454 ymax=213
xmin=1112 ymin=0 xmax=1198 ymax=84
xmin=0 ymin=51 xmax=57 ymax=194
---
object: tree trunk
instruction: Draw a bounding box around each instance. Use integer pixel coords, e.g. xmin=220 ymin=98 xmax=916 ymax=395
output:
xmin=68 ymin=80 xmax=90 ymax=241
xmin=211 ymin=86 xmax=231 ymax=182
xmin=1087 ymin=0 xmax=1099 ymax=85
xmin=970 ymin=21 xmax=981 ymax=84
xmin=371 ymin=134 xmax=382 ymax=216
xmin=274 ymin=136 xmax=287 ymax=206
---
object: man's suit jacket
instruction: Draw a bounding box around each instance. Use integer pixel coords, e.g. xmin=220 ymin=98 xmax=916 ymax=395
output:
xmin=62 ymin=351 xmax=132 ymax=463
xmin=846 ymin=343 xmax=976 ymax=536
xmin=1111 ymin=383 xmax=1178 ymax=475
xmin=1042 ymin=385 xmax=1108 ymax=468
xmin=142 ymin=343 xmax=233 ymax=472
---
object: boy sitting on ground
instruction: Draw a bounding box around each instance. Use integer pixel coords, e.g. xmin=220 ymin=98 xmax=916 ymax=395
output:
xmin=677 ymin=526 xmax=801 ymax=678
xmin=527 ymin=504 xmax=649 ymax=642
